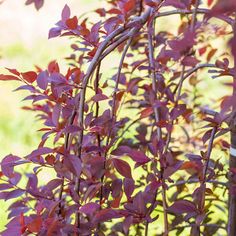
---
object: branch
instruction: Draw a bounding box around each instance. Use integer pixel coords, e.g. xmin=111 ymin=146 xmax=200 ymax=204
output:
xmin=58 ymin=109 xmax=77 ymax=216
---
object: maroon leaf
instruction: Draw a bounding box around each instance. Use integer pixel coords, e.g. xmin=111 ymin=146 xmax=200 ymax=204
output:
xmin=64 ymin=155 xmax=82 ymax=177
xmin=66 ymin=16 xmax=78 ymax=30
xmin=91 ymin=93 xmax=109 ymax=102
xmin=0 ymin=74 xmax=20 ymax=81
xmin=52 ymin=104 xmax=61 ymax=126
xmin=80 ymin=202 xmax=100 ymax=215
xmin=21 ymin=71 xmax=37 ymax=83
xmin=94 ymin=209 xmax=121 ymax=223
xmin=168 ymin=200 xmax=196 ymax=214
xmin=112 ymin=158 xmax=132 ymax=179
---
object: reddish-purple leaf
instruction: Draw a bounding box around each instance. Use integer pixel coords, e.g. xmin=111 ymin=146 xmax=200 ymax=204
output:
xmin=128 ymin=150 xmax=150 ymax=165
xmin=0 ymin=74 xmax=20 ymax=81
xmin=112 ymin=158 xmax=132 ymax=179
xmin=6 ymin=189 xmax=24 ymax=201
xmin=48 ymin=27 xmax=61 ymax=39
xmin=91 ymin=93 xmax=109 ymax=102
xmin=168 ymin=200 xmax=196 ymax=214
xmin=52 ymin=104 xmax=61 ymax=126
xmin=64 ymin=155 xmax=82 ymax=177
xmin=80 ymin=202 xmax=100 ymax=215
xmin=124 ymin=178 xmax=135 ymax=199
xmin=26 ymin=147 xmax=53 ymax=159
xmin=61 ymin=4 xmax=71 ymax=21
xmin=1 ymin=155 xmax=21 ymax=178
xmin=66 ymin=16 xmax=78 ymax=30
xmin=37 ymin=70 xmax=48 ymax=90
xmin=94 ymin=209 xmax=121 ymax=223
xmin=21 ymin=71 xmax=37 ymax=83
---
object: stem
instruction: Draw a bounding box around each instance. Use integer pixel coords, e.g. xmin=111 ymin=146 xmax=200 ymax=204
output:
xmin=190 ymin=0 xmax=200 ymax=32
xmin=147 ymin=9 xmax=169 ymax=235
xmin=58 ymin=109 xmax=77 ymax=217
xmin=106 ymin=35 xmax=134 ymax=147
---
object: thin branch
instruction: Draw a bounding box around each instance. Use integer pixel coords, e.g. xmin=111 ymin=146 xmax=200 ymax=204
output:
xmin=147 ymin=6 xmax=169 ymax=235
xmin=58 ymin=109 xmax=77 ymax=216
xmin=190 ymin=0 xmax=200 ymax=32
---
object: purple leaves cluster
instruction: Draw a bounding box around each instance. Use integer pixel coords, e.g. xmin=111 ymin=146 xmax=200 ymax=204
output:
xmin=0 ymin=0 xmax=235 ymax=235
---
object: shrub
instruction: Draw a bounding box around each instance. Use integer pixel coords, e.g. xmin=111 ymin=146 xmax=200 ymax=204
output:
xmin=0 ymin=0 xmax=236 ymax=235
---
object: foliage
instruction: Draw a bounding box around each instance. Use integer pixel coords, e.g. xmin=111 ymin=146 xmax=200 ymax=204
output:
xmin=0 ymin=0 xmax=236 ymax=235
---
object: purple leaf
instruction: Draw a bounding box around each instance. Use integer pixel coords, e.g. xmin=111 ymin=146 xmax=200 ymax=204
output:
xmin=124 ymin=178 xmax=135 ymax=199
xmin=48 ymin=27 xmax=62 ymax=39
xmin=91 ymin=93 xmax=109 ymax=102
xmin=37 ymin=70 xmax=48 ymax=90
xmin=25 ymin=0 xmax=44 ymax=10
xmin=5 ymin=189 xmax=24 ymax=201
xmin=80 ymin=202 xmax=100 ymax=215
xmin=61 ymin=4 xmax=71 ymax=21
xmin=1 ymin=155 xmax=21 ymax=178
xmin=112 ymin=158 xmax=132 ymax=179
xmin=26 ymin=147 xmax=53 ymax=159
xmin=52 ymin=104 xmax=61 ymax=126
xmin=64 ymin=155 xmax=82 ymax=177
xmin=168 ymin=200 xmax=196 ymax=214
xmin=94 ymin=209 xmax=121 ymax=223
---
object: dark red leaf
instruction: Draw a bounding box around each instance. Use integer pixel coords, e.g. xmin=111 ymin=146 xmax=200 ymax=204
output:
xmin=123 ymin=0 xmax=135 ymax=13
xmin=140 ymin=107 xmax=153 ymax=118
xmin=21 ymin=71 xmax=37 ymax=83
xmin=66 ymin=16 xmax=78 ymax=30
xmin=0 ymin=74 xmax=20 ymax=81
xmin=27 ymin=216 xmax=42 ymax=233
